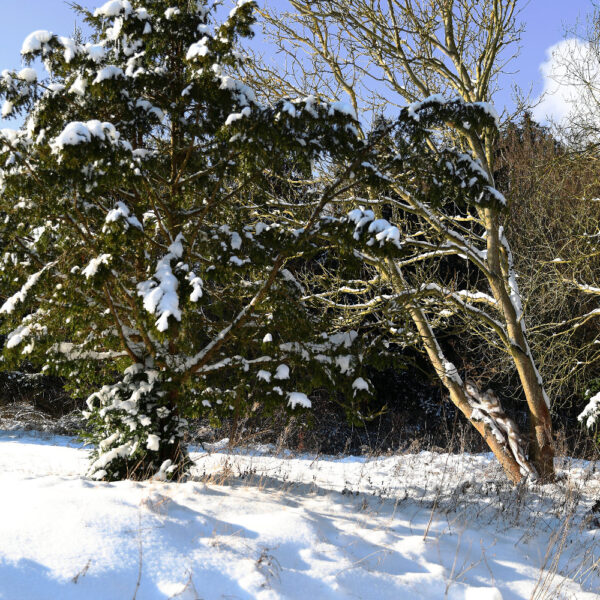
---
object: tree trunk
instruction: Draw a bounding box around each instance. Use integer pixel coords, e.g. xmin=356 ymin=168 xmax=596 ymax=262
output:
xmin=484 ymin=211 xmax=555 ymax=481
xmin=408 ymin=305 xmax=533 ymax=484
xmin=156 ymin=387 xmax=190 ymax=480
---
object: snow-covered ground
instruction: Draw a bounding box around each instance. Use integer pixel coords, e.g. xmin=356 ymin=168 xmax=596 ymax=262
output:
xmin=1 ymin=431 xmax=600 ymax=599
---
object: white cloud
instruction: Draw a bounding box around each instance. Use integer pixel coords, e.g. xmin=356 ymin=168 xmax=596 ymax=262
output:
xmin=532 ymin=38 xmax=598 ymax=127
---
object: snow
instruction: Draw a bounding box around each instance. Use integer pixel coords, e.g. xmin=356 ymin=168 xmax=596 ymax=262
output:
xmin=274 ymin=364 xmax=289 ymax=380
xmin=186 ymin=37 xmax=210 ymax=60
xmin=329 ymin=330 xmax=358 ymax=348
xmin=229 ymin=255 xmax=248 ymax=266
xmin=84 ymin=44 xmax=107 ymax=63
xmin=336 ymin=355 xmax=352 ymax=373
xmin=288 ymin=391 xmax=311 ymax=409
xmin=225 ymin=106 xmax=252 ymax=126
xmin=457 ymin=151 xmax=489 ymax=181
xmin=93 ymin=66 xmax=124 ymax=84
xmin=187 ymin=272 xmax=203 ymax=302
xmin=104 ymin=201 xmax=143 ymax=231
xmin=347 ymin=207 xmax=376 ymax=237
xmin=137 ymin=235 xmax=185 ymax=332
xmin=281 ymin=100 xmax=296 ymax=117
xmin=50 ymin=120 xmax=120 ymax=153
xmin=59 ymin=36 xmax=78 ymax=63
xmin=579 ymin=390 xmax=600 ymax=428
xmin=229 ymin=0 xmax=255 ymax=18
xmin=577 ymin=283 xmax=600 ymax=294
xmin=230 ymin=231 xmax=242 ymax=250
xmin=0 ymin=267 xmax=47 ymax=314
xmin=5 ymin=322 xmax=32 ymax=350
xmin=81 ymin=254 xmax=111 ymax=279
xmin=443 ymin=360 xmax=463 ymax=385
xmin=17 ymin=68 xmax=37 ymax=83
xmin=1 ymin=101 xmax=13 ymax=119
xmin=0 ymin=432 xmax=599 ymax=599
xmin=164 ymin=7 xmax=181 ymax=20
xmin=484 ymin=185 xmax=507 ymax=206
xmin=352 ymin=376 xmax=369 ymax=392
xmin=474 ymin=101 xmax=501 ymax=127
xmin=217 ymin=74 xmax=257 ymax=106
xmin=135 ymin=7 xmax=150 ymax=20
xmin=68 ymin=75 xmax=87 ymax=97
xmin=328 ymin=101 xmax=356 ymax=118
xmin=146 ymin=433 xmax=160 ymax=451
xmin=406 ymin=93 xmax=446 ymax=121
xmin=257 ymin=369 xmax=271 ymax=382
xmin=94 ymin=0 xmax=132 ymax=18
xmin=367 ymin=218 xmax=402 ymax=246
xmin=21 ymin=30 xmax=52 ymax=55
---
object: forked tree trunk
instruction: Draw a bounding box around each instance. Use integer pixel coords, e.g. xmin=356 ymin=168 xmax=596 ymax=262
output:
xmin=408 ymin=305 xmax=535 ymax=484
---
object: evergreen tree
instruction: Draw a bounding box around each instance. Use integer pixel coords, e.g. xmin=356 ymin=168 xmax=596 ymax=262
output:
xmin=0 ymin=0 xmax=371 ymax=480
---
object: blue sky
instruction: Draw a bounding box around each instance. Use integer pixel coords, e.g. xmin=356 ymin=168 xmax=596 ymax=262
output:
xmin=0 ymin=0 xmax=593 ymax=118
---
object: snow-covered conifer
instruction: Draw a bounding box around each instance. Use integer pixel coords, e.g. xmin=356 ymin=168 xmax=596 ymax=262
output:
xmin=0 ymin=0 xmax=370 ymax=479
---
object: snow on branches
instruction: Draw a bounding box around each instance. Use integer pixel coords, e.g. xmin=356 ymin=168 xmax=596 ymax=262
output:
xmin=84 ymin=363 xmax=190 ymax=481
xmin=0 ymin=0 xmax=376 ymax=479
xmin=137 ymin=235 xmax=185 ymax=332
xmin=298 ymin=93 xmax=553 ymax=481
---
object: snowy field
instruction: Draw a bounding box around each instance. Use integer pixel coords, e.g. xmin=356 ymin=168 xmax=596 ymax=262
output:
xmin=1 ymin=431 xmax=600 ymax=599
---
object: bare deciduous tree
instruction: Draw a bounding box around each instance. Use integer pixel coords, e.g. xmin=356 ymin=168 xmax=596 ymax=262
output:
xmin=252 ymin=0 xmax=555 ymax=482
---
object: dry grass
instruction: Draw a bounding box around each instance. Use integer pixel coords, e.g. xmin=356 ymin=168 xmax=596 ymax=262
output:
xmin=189 ymin=432 xmax=600 ymax=599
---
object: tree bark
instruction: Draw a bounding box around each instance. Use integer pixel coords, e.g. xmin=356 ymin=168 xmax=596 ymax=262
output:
xmin=408 ymin=304 xmax=532 ymax=484
xmin=484 ymin=211 xmax=555 ymax=481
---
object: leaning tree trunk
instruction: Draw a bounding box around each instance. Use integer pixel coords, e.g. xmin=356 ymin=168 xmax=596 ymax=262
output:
xmin=484 ymin=211 xmax=555 ymax=481
xmin=407 ymin=305 xmax=537 ymax=484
